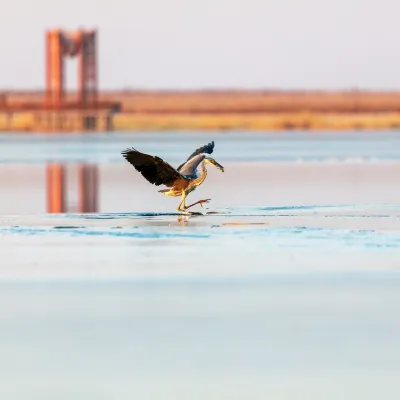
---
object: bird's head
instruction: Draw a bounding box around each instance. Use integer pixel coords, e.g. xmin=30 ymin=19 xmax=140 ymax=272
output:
xmin=205 ymin=157 xmax=224 ymax=172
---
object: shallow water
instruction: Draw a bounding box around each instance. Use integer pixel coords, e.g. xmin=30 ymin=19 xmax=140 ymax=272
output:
xmin=1 ymin=130 xmax=400 ymax=163
xmin=1 ymin=131 xmax=400 ymax=399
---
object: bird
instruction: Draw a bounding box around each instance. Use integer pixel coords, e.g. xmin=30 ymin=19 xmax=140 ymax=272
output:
xmin=121 ymin=141 xmax=224 ymax=213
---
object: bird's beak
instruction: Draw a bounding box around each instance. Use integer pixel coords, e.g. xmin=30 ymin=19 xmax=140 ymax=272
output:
xmin=215 ymin=161 xmax=224 ymax=172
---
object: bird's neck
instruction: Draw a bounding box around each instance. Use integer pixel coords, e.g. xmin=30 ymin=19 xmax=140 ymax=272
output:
xmin=193 ymin=159 xmax=208 ymax=186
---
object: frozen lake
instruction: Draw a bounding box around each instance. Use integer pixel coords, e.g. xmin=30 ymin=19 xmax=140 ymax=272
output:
xmin=1 ymin=131 xmax=400 ymax=399
xmin=1 ymin=203 xmax=400 ymax=279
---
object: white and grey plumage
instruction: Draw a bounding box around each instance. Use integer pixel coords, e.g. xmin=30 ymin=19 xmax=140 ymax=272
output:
xmin=121 ymin=141 xmax=224 ymax=213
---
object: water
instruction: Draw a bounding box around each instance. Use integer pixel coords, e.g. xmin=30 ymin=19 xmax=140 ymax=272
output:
xmin=1 ymin=130 xmax=400 ymax=399
xmin=1 ymin=130 xmax=400 ymax=163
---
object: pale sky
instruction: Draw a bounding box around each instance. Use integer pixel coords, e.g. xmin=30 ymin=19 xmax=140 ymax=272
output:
xmin=1 ymin=0 xmax=399 ymax=90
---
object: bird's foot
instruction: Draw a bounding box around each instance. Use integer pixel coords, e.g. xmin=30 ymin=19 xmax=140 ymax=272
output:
xmin=184 ymin=199 xmax=211 ymax=210
xmin=198 ymin=199 xmax=211 ymax=209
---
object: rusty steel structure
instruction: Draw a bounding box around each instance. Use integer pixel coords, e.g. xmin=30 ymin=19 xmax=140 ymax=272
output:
xmin=42 ymin=28 xmax=119 ymax=131
xmin=46 ymin=29 xmax=97 ymax=109
xmin=0 ymin=28 xmax=120 ymax=132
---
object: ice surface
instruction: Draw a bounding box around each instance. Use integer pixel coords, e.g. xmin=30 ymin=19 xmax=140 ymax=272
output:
xmin=1 ymin=132 xmax=400 ymax=399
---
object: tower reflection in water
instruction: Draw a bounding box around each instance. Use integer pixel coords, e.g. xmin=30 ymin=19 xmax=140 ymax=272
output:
xmin=46 ymin=163 xmax=98 ymax=213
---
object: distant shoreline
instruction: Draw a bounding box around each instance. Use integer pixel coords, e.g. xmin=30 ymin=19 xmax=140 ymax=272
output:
xmin=3 ymin=89 xmax=400 ymax=131
xmin=2 ymin=112 xmax=400 ymax=132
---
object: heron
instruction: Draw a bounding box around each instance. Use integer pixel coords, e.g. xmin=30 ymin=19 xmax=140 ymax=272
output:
xmin=121 ymin=141 xmax=224 ymax=213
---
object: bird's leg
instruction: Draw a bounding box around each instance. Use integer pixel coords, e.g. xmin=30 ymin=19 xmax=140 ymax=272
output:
xmin=177 ymin=191 xmax=187 ymax=213
xmin=184 ymin=199 xmax=211 ymax=210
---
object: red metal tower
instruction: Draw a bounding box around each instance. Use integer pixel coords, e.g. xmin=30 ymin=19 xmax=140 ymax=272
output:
xmin=0 ymin=28 xmax=119 ymax=132
xmin=46 ymin=29 xmax=97 ymax=108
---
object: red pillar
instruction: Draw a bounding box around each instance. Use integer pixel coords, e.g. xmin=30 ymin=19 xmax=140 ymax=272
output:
xmin=78 ymin=30 xmax=98 ymax=107
xmin=46 ymin=29 xmax=64 ymax=107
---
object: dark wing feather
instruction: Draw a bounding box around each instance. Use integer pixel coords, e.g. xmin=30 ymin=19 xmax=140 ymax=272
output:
xmin=177 ymin=141 xmax=215 ymax=171
xmin=122 ymin=148 xmax=185 ymax=187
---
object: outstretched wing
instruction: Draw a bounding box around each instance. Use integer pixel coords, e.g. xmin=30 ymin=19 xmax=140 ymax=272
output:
xmin=177 ymin=141 xmax=215 ymax=171
xmin=122 ymin=148 xmax=186 ymax=187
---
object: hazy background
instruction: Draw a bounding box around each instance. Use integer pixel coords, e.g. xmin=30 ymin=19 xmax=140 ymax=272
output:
xmin=2 ymin=0 xmax=400 ymax=90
